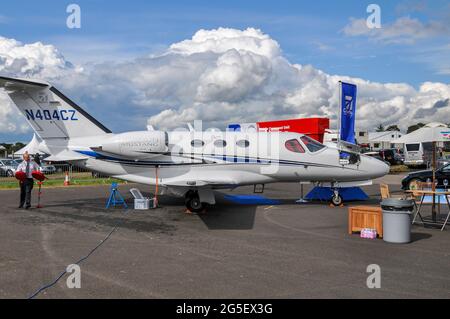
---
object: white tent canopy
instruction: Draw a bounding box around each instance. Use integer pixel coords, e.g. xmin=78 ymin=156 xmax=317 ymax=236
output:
xmin=14 ymin=134 xmax=44 ymax=156
xmin=392 ymin=123 xmax=450 ymax=144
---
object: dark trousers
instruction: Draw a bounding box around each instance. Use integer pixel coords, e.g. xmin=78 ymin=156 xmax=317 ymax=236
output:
xmin=20 ymin=178 xmax=34 ymax=207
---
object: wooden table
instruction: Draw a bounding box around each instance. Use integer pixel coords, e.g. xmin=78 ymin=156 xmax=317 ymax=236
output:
xmin=406 ymin=190 xmax=450 ymax=231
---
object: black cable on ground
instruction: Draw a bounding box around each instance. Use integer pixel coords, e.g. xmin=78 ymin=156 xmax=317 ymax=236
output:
xmin=28 ymin=210 xmax=129 ymax=299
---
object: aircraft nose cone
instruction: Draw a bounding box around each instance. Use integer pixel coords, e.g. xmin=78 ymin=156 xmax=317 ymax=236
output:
xmin=370 ymin=157 xmax=390 ymax=178
xmin=379 ymin=160 xmax=390 ymax=176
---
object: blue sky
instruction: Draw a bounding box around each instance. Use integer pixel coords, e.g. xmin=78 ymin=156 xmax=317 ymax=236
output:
xmin=1 ymin=0 xmax=449 ymax=85
xmin=0 ymin=0 xmax=449 ymax=142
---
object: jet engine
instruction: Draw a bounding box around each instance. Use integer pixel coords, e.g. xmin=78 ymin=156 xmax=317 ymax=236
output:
xmin=92 ymin=131 xmax=168 ymax=160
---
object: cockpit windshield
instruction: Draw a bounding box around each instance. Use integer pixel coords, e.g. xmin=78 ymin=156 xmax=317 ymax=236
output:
xmin=285 ymin=139 xmax=305 ymax=153
xmin=300 ymin=136 xmax=326 ymax=153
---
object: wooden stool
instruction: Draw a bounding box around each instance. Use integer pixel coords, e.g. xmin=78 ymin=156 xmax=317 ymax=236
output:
xmin=348 ymin=206 xmax=383 ymax=238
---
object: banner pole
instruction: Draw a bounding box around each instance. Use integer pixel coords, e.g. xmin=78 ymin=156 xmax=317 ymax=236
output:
xmin=338 ymin=81 xmax=342 ymax=144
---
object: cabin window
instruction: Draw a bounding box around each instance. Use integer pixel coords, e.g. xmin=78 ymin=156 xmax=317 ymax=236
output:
xmin=285 ymin=139 xmax=305 ymax=153
xmin=300 ymin=136 xmax=325 ymax=153
xmin=214 ymin=139 xmax=227 ymax=147
xmin=191 ymin=139 xmax=204 ymax=147
xmin=236 ymin=140 xmax=250 ymax=148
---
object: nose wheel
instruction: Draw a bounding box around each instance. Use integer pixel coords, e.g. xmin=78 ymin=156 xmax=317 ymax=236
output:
xmin=185 ymin=190 xmax=206 ymax=213
xmin=331 ymin=189 xmax=343 ymax=206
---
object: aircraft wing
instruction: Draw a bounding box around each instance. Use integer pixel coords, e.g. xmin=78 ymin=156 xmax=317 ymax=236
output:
xmin=161 ymin=178 xmax=237 ymax=188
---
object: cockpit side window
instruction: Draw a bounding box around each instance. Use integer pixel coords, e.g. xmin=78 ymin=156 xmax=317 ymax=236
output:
xmin=285 ymin=139 xmax=305 ymax=153
xmin=300 ymin=136 xmax=325 ymax=153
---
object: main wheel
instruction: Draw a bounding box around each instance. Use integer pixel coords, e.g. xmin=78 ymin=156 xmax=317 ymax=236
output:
xmin=7 ymin=170 xmax=14 ymax=177
xmin=331 ymin=193 xmax=343 ymax=206
xmin=185 ymin=190 xmax=205 ymax=213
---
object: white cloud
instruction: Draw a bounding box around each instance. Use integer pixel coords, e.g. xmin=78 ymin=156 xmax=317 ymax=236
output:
xmin=1 ymin=27 xmax=450 ymax=137
xmin=168 ymin=27 xmax=281 ymax=58
xmin=0 ymin=36 xmax=78 ymax=135
xmin=343 ymin=17 xmax=449 ymax=44
xmin=0 ymin=36 xmax=75 ymax=77
xmin=0 ymin=93 xmax=30 ymax=134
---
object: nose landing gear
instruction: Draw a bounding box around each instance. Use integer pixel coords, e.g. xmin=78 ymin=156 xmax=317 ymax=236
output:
xmin=331 ymin=188 xmax=343 ymax=206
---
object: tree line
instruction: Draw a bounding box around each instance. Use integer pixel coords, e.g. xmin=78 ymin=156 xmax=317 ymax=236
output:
xmin=0 ymin=142 xmax=26 ymax=156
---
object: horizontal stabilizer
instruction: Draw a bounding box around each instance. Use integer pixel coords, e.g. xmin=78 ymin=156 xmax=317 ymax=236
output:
xmin=0 ymin=76 xmax=49 ymax=90
xmin=45 ymin=150 xmax=88 ymax=162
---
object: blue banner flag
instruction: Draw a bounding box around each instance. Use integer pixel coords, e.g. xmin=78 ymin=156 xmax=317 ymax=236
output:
xmin=340 ymin=82 xmax=357 ymax=144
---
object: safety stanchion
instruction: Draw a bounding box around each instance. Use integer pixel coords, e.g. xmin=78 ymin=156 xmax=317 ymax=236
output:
xmin=32 ymin=171 xmax=46 ymax=209
xmin=36 ymin=181 xmax=43 ymax=208
xmin=154 ymin=166 xmax=159 ymax=208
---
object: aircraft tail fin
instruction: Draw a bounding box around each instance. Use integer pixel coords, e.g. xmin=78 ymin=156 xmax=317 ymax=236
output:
xmin=0 ymin=76 xmax=111 ymax=140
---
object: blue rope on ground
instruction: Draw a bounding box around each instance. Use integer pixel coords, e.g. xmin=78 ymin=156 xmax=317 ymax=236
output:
xmin=28 ymin=210 xmax=129 ymax=299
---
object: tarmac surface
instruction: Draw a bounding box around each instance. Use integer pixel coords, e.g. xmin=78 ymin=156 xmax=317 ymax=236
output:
xmin=0 ymin=176 xmax=449 ymax=299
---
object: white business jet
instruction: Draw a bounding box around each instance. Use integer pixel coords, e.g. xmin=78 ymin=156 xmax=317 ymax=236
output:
xmin=0 ymin=76 xmax=389 ymax=211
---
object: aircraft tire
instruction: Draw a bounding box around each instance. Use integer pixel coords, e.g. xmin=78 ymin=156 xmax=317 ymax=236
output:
xmin=331 ymin=193 xmax=343 ymax=206
xmin=185 ymin=190 xmax=205 ymax=213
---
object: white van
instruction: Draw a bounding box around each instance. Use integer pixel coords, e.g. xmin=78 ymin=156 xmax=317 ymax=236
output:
xmin=404 ymin=142 xmax=432 ymax=167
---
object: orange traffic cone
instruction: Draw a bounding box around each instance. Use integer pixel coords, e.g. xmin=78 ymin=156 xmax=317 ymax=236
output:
xmin=64 ymin=172 xmax=71 ymax=186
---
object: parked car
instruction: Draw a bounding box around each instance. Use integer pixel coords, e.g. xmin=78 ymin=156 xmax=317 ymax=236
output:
xmin=0 ymin=159 xmax=19 ymax=177
xmin=401 ymin=163 xmax=450 ymax=190
xmin=437 ymin=155 xmax=450 ymax=169
xmin=39 ymin=164 xmax=57 ymax=174
xmin=379 ymin=148 xmax=404 ymax=165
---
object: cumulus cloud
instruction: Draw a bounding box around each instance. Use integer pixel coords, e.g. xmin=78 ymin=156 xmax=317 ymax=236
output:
xmin=0 ymin=36 xmax=75 ymax=77
xmin=0 ymin=27 xmax=450 ymax=138
xmin=168 ymin=27 xmax=281 ymax=58
xmin=0 ymin=36 xmax=79 ymax=135
xmin=343 ymin=16 xmax=450 ymax=44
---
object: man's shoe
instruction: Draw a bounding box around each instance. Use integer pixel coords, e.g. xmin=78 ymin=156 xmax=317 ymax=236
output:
xmin=25 ymin=206 xmax=31 ymax=210
xmin=18 ymin=205 xmax=23 ymax=209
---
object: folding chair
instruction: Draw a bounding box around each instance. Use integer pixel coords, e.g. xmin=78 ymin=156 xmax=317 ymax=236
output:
xmin=380 ymin=183 xmax=404 ymax=200
xmin=411 ymin=182 xmax=429 ymax=225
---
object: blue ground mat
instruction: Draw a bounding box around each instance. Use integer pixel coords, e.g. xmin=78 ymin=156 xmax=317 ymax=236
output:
xmin=421 ymin=195 xmax=450 ymax=204
xmin=304 ymin=187 xmax=369 ymax=202
xmin=416 ymin=188 xmax=450 ymax=204
xmin=223 ymin=194 xmax=281 ymax=205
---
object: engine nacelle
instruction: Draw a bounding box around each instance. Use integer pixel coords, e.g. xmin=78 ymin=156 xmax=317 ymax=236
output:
xmin=94 ymin=131 xmax=168 ymax=160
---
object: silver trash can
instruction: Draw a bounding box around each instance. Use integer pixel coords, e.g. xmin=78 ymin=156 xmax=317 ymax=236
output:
xmin=381 ymin=199 xmax=415 ymax=244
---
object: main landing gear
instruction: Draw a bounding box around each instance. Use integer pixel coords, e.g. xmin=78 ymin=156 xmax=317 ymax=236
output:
xmin=185 ymin=190 xmax=206 ymax=213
